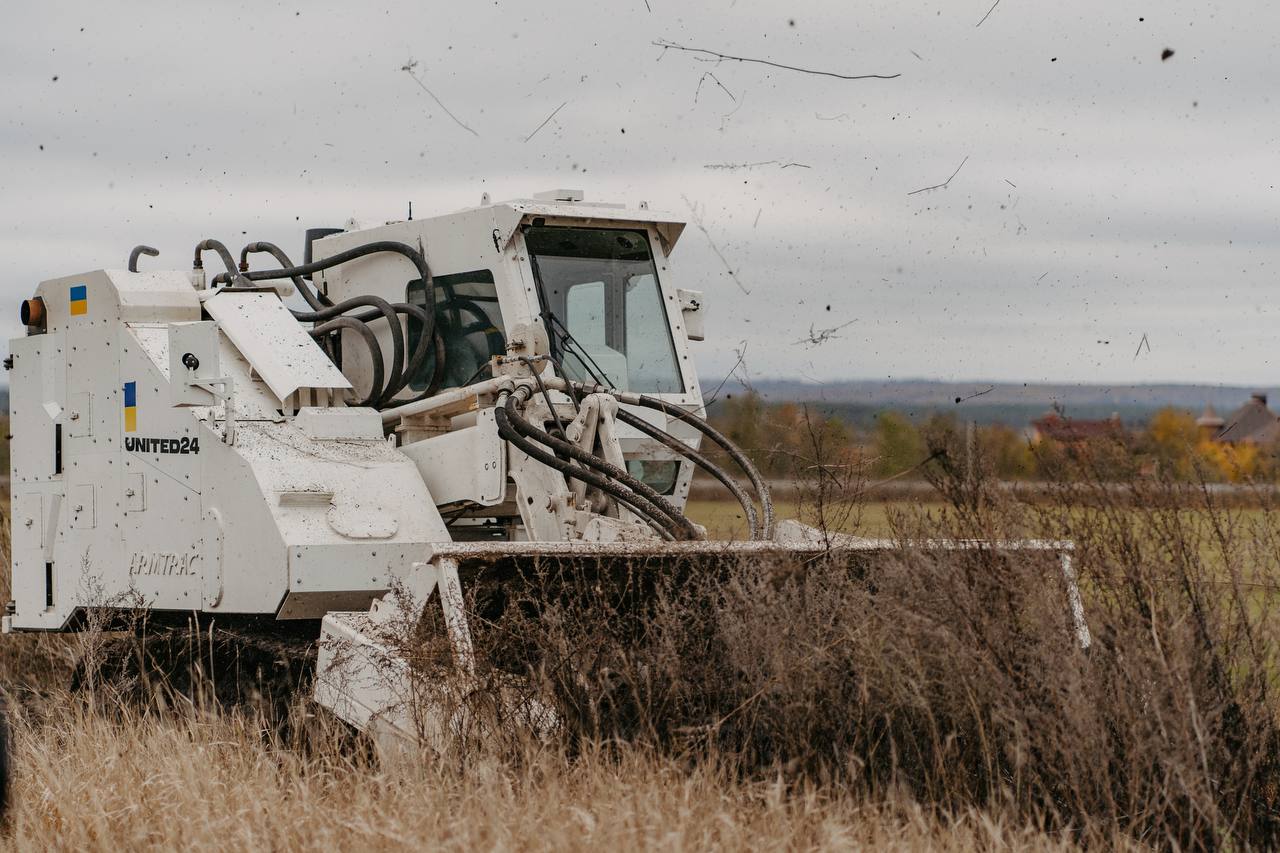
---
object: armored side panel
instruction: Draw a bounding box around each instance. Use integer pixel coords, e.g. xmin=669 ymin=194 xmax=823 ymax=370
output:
xmin=7 ymin=270 xmax=449 ymax=632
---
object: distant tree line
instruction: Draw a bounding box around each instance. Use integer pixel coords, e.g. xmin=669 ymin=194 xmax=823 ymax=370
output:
xmin=707 ymin=392 xmax=1267 ymax=484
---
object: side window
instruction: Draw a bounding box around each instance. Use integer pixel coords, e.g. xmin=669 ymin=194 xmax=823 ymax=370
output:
xmin=405 ymin=270 xmax=506 ymax=392
xmin=622 ymin=273 xmax=681 ymax=393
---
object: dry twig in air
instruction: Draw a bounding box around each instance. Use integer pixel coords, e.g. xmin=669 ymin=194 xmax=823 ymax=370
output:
xmin=954 ymin=385 xmax=995 ymax=404
xmin=653 ymin=40 xmax=900 ymax=80
xmin=694 ymin=72 xmax=736 ymax=104
xmin=908 ymin=156 xmax=969 ymax=195
xmin=682 ymin=195 xmax=749 ymax=295
xmin=703 ymin=160 xmax=810 ymax=170
xmin=524 ymin=102 xmax=568 ymax=143
xmin=718 ymin=91 xmax=746 ymax=133
xmin=794 ymin=320 xmax=856 ymax=347
xmin=400 ymin=60 xmax=479 ymax=138
xmin=975 ymin=0 xmax=1001 ymax=27
xmin=704 ymin=343 xmax=750 ymax=405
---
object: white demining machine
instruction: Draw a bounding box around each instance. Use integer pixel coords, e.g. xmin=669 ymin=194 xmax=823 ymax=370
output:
xmin=4 ymin=190 xmax=1087 ymax=743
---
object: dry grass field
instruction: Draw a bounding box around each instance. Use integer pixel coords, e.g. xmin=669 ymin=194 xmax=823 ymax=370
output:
xmin=4 ymin=707 xmax=1101 ymax=851
xmin=0 ymin=500 xmax=1092 ymax=852
xmin=0 ymin=451 xmax=1278 ymax=851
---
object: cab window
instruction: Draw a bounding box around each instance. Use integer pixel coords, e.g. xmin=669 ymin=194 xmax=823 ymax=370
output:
xmin=406 ymin=270 xmax=506 ymax=391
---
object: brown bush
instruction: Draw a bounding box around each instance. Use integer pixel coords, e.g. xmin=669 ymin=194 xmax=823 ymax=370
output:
xmin=455 ymin=435 xmax=1280 ymax=850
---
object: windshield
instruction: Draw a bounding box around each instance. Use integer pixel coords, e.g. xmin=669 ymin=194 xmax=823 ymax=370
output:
xmin=526 ymin=226 xmax=683 ymax=394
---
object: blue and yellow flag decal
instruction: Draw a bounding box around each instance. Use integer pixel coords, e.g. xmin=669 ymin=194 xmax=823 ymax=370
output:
xmin=123 ymin=381 xmax=137 ymax=432
xmin=69 ymin=284 xmax=88 ymax=316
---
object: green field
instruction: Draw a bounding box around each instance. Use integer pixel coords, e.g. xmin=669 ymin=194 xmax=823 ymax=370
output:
xmin=686 ymin=498 xmax=942 ymax=540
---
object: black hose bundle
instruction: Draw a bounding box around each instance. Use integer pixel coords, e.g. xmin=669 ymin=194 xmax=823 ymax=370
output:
xmin=494 ymin=386 xmax=703 ymax=541
xmin=241 ymin=240 xmax=434 ymax=333
xmin=308 ymin=316 xmax=384 ymax=407
xmin=240 ymin=241 xmax=332 ymax=310
xmin=490 ymin=374 xmax=770 ymax=542
xmin=570 ymin=381 xmax=774 ymax=539
xmin=212 ymin=239 xmax=443 ymax=407
xmin=613 ymin=407 xmax=760 ymax=539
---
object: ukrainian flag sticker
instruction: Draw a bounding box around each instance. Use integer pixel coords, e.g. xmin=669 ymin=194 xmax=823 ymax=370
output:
xmin=123 ymin=381 xmax=137 ymax=432
xmin=69 ymin=284 xmax=88 ymax=316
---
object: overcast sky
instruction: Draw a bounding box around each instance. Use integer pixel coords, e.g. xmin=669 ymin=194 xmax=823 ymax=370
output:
xmin=2 ymin=0 xmax=1276 ymax=386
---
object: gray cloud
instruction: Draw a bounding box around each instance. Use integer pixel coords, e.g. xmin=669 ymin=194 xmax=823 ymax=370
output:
xmin=2 ymin=0 xmax=1276 ymax=387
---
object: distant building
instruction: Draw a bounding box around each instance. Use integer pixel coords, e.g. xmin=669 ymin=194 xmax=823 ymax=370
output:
xmin=1195 ymin=405 xmax=1225 ymax=441
xmin=1030 ymin=412 xmax=1125 ymax=444
xmin=1209 ymin=393 xmax=1280 ymax=444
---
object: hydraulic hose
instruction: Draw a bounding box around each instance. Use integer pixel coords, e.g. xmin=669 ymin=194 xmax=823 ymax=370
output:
xmin=384 ymin=331 xmax=448 ymax=406
xmin=372 ymin=302 xmax=435 ymax=397
xmin=614 ymin=407 xmax=761 ymax=540
xmin=128 ymin=245 xmax=158 ymax=273
xmin=501 ymin=390 xmax=702 ymax=541
xmin=193 ymin=239 xmax=238 ymax=276
xmin=240 ymin=240 xmax=436 ymax=353
xmin=308 ymin=316 xmax=384 ymax=408
xmin=161 ymin=237 xmax=440 ymax=410
xmin=240 ymin=241 xmax=332 ymax=310
xmin=423 ymin=331 xmax=449 ymax=399
xmin=571 ymin=381 xmax=775 ymax=539
xmin=233 ymin=246 xmax=434 ymax=403
xmin=239 ymin=240 xmax=441 ymax=403
xmin=214 ymin=269 xmax=421 ymax=403
xmin=293 ymin=296 xmax=405 ymax=406
xmin=637 ymin=394 xmax=774 ymax=539
xmin=303 ymin=299 xmax=438 ymax=401
xmin=495 ymin=391 xmax=677 ymax=542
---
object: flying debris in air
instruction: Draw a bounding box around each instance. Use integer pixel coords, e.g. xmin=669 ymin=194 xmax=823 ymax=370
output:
xmin=794 ymin=320 xmax=856 ymax=348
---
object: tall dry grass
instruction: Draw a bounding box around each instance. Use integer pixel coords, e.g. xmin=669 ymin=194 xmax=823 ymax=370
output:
xmin=5 ymin=701 xmax=1103 ymax=851
xmin=0 ymin=507 xmax=1090 ymax=852
xmin=453 ymin=424 xmax=1280 ymax=849
xmin=1 ymin=422 xmax=1278 ymax=849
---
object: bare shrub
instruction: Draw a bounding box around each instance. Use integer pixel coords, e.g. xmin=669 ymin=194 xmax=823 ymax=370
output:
xmin=444 ymin=427 xmax=1280 ymax=849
